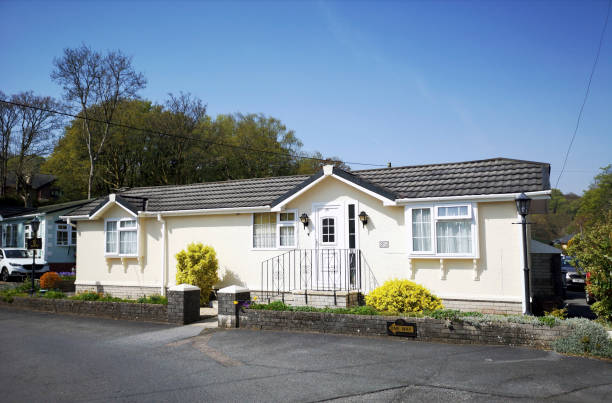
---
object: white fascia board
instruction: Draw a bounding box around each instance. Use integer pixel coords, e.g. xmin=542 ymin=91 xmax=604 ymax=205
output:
xmin=89 ymin=199 xmax=137 ymax=220
xmin=395 ymin=190 xmax=551 ymax=205
xmin=271 ymin=173 xmax=396 ymax=211
xmin=139 ymin=206 xmax=270 ymax=217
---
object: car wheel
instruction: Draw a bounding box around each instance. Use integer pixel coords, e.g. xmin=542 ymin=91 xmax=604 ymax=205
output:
xmin=0 ymin=268 xmax=9 ymax=282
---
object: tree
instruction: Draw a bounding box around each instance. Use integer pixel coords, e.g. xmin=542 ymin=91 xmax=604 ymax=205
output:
xmin=51 ymin=45 xmax=146 ymax=198
xmin=13 ymin=92 xmax=63 ymax=206
xmin=575 ymin=165 xmax=612 ymax=229
xmin=567 ymin=212 xmax=612 ymax=321
xmin=0 ymin=91 xmax=19 ymax=196
xmin=531 ymin=189 xmax=581 ymax=242
xmin=296 ymin=151 xmax=350 ymax=174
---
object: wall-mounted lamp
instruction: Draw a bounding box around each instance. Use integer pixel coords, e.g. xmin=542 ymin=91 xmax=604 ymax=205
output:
xmin=299 ymin=213 xmax=309 ymax=229
xmin=358 ymin=211 xmax=368 ymax=228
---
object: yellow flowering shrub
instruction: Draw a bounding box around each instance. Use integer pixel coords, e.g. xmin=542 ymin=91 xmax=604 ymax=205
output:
xmin=175 ymin=243 xmax=219 ymax=306
xmin=365 ymin=279 xmax=443 ymax=313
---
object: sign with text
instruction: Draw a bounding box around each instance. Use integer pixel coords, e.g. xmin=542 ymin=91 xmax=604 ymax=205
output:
xmin=387 ymin=319 xmax=417 ymax=337
xmin=27 ymin=237 xmax=42 ymax=250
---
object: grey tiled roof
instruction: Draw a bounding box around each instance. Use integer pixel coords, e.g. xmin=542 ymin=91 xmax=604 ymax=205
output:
xmin=63 ymin=157 xmax=550 ymax=217
xmin=66 ymin=175 xmax=311 ymax=217
xmin=355 ymin=158 xmax=550 ymax=199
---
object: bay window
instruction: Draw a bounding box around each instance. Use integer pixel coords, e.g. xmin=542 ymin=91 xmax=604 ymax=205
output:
xmin=253 ymin=210 xmax=298 ymax=249
xmin=105 ymin=218 xmax=137 ymax=256
xmin=408 ymin=204 xmax=477 ymax=257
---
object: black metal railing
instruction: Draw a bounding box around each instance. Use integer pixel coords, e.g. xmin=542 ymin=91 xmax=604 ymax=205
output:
xmin=260 ymin=249 xmax=378 ymax=301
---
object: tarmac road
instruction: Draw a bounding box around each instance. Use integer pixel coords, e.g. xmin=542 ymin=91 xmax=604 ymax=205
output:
xmin=0 ymin=307 xmax=610 ymax=402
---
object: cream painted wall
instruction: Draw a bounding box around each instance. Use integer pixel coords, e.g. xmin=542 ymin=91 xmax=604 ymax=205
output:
xmin=75 ymin=177 xmax=524 ymax=302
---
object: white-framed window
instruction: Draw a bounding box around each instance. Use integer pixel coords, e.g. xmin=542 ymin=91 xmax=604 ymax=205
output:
xmin=56 ymin=223 xmax=77 ymax=246
xmin=105 ymin=218 xmax=137 ymax=256
xmin=253 ymin=210 xmax=298 ymax=249
xmin=408 ymin=203 xmax=477 ymax=257
xmin=278 ymin=210 xmax=297 ymax=248
xmin=56 ymin=224 xmax=69 ymax=246
xmin=2 ymin=223 xmax=19 ymax=248
xmin=411 ymin=208 xmax=432 ymax=253
xmin=321 ymin=217 xmax=336 ymax=245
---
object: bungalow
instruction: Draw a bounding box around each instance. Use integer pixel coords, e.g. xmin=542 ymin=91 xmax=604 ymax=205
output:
xmin=1 ymin=199 xmax=91 ymax=272
xmin=62 ymin=158 xmax=551 ymax=314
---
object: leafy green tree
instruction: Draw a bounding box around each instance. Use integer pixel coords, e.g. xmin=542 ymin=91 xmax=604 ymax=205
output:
xmin=175 ymin=243 xmax=219 ymax=306
xmin=575 ymin=165 xmax=612 ymax=229
xmin=567 ymin=212 xmax=612 ymax=321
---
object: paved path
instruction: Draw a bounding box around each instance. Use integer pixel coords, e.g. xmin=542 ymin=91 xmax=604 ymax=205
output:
xmin=0 ymin=307 xmax=610 ymax=402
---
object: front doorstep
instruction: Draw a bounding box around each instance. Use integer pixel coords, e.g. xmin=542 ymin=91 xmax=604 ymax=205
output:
xmin=239 ymin=309 xmax=572 ymax=348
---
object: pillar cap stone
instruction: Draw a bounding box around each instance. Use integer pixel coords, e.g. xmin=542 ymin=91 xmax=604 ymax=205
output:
xmin=218 ymin=285 xmax=249 ymax=294
xmin=169 ymin=284 xmax=200 ymax=292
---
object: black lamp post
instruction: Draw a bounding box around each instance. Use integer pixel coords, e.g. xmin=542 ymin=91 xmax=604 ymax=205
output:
xmin=516 ymin=193 xmax=532 ymax=315
xmin=29 ymin=216 xmax=40 ymax=296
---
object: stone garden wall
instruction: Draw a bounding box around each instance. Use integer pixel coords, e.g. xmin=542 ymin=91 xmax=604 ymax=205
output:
xmin=1 ymin=297 xmax=168 ymax=322
xmin=0 ymin=284 xmax=201 ymax=325
xmin=239 ymin=309 xmax=572 ymax=348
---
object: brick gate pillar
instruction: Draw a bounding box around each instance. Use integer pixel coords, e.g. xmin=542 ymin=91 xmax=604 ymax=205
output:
xmin=217 ymin=285 xmax=250 ymax=328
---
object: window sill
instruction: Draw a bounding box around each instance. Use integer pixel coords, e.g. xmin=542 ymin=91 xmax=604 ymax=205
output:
xmin=105 ymin=255 xmax=139 ymax=259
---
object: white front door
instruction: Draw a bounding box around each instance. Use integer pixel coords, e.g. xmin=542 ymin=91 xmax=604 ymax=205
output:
xmin=314 ymin=204 xmax=345 ymax=289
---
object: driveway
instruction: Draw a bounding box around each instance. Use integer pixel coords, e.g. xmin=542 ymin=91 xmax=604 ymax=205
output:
xmin=564 ymin=289 xmax=596 ymax=319
xmin=0 ymin=307 xmax=610 ymax=402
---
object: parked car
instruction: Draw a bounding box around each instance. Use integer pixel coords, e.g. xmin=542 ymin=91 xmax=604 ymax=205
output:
xmin=561 ymin=255 xmax=585 ymax=290
xmin=0 ymin=248 xmax=49 ymax=282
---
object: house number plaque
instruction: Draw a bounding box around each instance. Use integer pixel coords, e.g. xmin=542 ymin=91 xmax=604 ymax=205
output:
xmin=379 ymin=241 xmax=389 ymax=248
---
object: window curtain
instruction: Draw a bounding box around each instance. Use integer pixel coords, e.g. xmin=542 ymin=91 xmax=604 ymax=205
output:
xmin=412 ymin=209 xmax=431 ymax=251
xmin=106 ymin=221 xmax=117 ymax=253
xmin=436 ymin=221 xmax=472 ymax=254
xmin=253 ymin=213 xmax=276 ymax=248
xmin=120 ymin=230 xmax=137 ymax=255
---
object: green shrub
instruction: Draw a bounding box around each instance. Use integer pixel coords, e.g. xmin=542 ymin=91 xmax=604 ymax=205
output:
xmin=425 ymin=309 xmax=483 ymax=321
xmin=537 ymin=316 xmax=557 ymax=327
xmin=552 ymin=318 xmax=612 ymax=358
xmin=544 ymin=307 xmax=568 ymax=319
xmin=566 ymin=212 xmax=612 ymax=321
xmin=70 ymin=291 xmax=123 ymax=302
xmin=365 ymin=279 xmax=443 ymax=313
xmin=136 ymin=294 xmax=168 ymax=305
xmin=175 ymin=243 xmax=219 ymax=306
xmin=42 ymin=290 xmax=65 ymax=299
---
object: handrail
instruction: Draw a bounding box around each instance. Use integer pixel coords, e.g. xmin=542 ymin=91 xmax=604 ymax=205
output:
xmin=260 ymin=249 xmax=378 ymax=302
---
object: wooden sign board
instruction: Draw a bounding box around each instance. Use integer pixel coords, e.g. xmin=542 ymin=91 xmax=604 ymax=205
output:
xmin=387 ymin=319 xmax=417 ymax=337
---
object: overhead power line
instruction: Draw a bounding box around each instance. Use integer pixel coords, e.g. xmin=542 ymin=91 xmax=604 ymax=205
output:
xmin=0 ymin=99 xmax=387 ymax=168
xmin=556 ymin=0 xmax=611 ymax=188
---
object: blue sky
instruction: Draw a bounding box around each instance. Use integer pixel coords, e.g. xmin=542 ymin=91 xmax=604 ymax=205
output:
xmin=1 ymin=0 xmax=610 ymax=194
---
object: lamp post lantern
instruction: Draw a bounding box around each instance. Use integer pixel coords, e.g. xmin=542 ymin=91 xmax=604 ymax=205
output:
xmin=516 ymin=193 xmax=532 ymax=315
xmin=29 ymin=216 xmax=40 ymax=296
